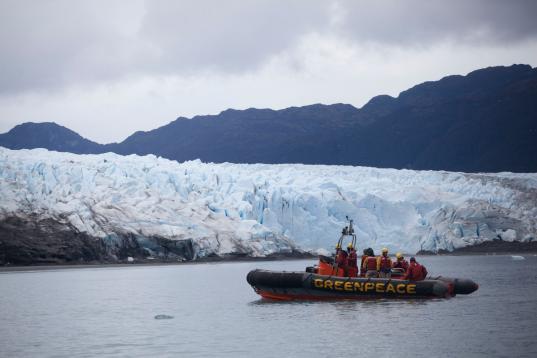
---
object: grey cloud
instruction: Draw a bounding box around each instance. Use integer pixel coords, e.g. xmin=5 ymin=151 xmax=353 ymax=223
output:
xmin=1 ymin=0 xmax=536 ymax=95
xmin=0 ymin=0 xmax=147 ymax=93
xmin=138 ymin=0 xmax=330 ymax=72
xmin=336 ymin=0 xmax=537 ymax=46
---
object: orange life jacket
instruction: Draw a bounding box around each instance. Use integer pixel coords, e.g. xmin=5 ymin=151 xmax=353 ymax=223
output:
xmin=377 ymin=255 xmax=392 ymax=271
xmin=364 ymin=256 xmax=377 ymax=271
xmin=360 ymin=255 xmax=368 ymax=276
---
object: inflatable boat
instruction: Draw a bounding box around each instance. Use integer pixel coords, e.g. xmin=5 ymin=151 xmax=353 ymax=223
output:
xmin=246 ymin=219 xmax=478 ymax=300
xmin=246 ymin=269 xmax=478 ymax=300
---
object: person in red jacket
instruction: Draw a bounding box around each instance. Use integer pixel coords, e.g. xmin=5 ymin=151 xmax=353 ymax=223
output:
xmin=335 ymin=244 xmax=348 ymax=276
xmin=392 ymin=252 xmax=409 ymax=271
xmin=346 ymin=243 xmax=358 ymax=277
xmin=404 ymin=257 xmax=428 ymax=281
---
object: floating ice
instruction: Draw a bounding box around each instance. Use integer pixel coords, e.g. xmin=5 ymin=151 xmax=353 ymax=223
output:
xmin=511 ymin=255 xmax=525 ymax=261
xmin=154 ymin=315 xmax=174 ymax=320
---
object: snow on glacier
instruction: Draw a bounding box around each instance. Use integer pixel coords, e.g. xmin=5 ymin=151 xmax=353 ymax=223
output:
xmin=0 ymin=147 xmax=536 ymax=257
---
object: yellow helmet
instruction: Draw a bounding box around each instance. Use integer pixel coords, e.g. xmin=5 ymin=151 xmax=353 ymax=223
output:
xmin=382 ymin=247 xmax=388 ymax=254
xmin=347 ymin=243 xmax=354 ymax=249
xmin=396 ymin=252 xmax=403 ymax=259
xmin=335 ymin=243 xmax=341 ymax=249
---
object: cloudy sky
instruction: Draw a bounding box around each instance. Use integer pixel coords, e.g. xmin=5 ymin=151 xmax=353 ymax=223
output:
xmin=1 ymin=0 xmax=536 ymax=143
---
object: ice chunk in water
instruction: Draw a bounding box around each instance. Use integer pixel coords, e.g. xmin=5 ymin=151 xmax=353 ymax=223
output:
xmin=511 ymin=255 xmax=525 ymax=261
xmin=154 ymin=314 xmax=174 ymax=320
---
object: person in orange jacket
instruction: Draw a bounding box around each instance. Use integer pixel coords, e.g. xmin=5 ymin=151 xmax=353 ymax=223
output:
xmin=362 ymin=248 xmax=378 ymax=278
xmin=377 ymin=247 xmax=392 ymax=278
xmin=346 ymin=243 xmax=358 ymax=277
xmin=360 ymin=248 xmax=369 ymax=277
xmin=404 ymin=257 xmax=428 ymax=281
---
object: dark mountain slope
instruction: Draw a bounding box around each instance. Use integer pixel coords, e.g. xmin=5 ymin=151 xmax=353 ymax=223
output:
xmin=109 ymin=103 xmax=362 ymax=164
xmin=342 ymin=64 xmax=537 ymax=171
xmin=0 ymin=122 xmax=103 ymax=154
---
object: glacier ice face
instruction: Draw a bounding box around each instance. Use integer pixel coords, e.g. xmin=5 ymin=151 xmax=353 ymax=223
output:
xmin=0 ymin=147 xmax=536 ymax=257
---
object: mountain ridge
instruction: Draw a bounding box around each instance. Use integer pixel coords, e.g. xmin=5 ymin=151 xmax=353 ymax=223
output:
xmin=1 ymin=64 xmax=536 ymax=172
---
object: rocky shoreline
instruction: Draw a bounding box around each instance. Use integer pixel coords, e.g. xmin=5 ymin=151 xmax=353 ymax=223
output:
xmin=0 ymin=216 xmax=311 ymax=266
xmin=417 ymin=239 xmax=537 ymax=255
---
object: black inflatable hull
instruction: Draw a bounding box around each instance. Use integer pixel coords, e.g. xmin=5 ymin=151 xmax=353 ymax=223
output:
xmin=246 ymin=270 xmax=478 ymax=300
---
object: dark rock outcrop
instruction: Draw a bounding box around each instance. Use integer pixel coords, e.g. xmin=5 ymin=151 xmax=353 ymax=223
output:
xmin=0 ymin=216 xmax=198 ymax=265
xmin=0 ymin=216 xmax=307 ymax=265
xmin=0 ymin=216 xmax=106 ymax=265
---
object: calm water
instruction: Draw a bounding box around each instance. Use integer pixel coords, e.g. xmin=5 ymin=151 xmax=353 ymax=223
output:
xmin=1 ymin=255 xmax=536 ymax=357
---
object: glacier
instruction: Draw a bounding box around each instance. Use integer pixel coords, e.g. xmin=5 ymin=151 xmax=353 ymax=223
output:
xmin=0 ymin=147 xmax=536 ymax=261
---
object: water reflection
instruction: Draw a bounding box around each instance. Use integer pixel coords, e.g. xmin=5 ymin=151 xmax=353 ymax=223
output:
xmin=249 ymin=297 xmax=435 ymax=307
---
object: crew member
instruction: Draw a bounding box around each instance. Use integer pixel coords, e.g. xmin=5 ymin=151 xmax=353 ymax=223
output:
xmin=404 ymin=257 xmax=428 ymax=281
xmin=335 ymin=244 xmax=348 ymax=276
xmin=346 ymin=243 xmax=358 ymax=277
xmin=360 ymin=249 xmax=369 ymax=277
xmin=363 ymin=249 xmax=378 ymax=278
xmin=392 ymin=252 xmax=409 ymax=271
xmin=377 ymin=247 xmax=392 ymax=278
